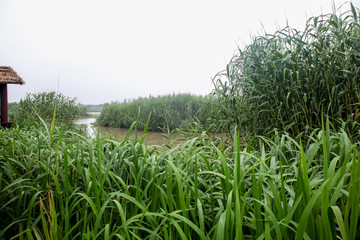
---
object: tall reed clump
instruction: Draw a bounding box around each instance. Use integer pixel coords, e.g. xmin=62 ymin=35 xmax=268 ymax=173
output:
xmin=97 ymin=93 xmax=213 ymax=131
xmin=10 ymin=91 xmax=83 ymax=129
xmin=212 ymin=4 xmax=360 ymax=137
xmin=1 ymin=118 xmax=359 ymax=239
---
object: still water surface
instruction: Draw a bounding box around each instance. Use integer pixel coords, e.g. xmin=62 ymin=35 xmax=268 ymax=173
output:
xmin=76 ymin=118 xmax=186 ymax=146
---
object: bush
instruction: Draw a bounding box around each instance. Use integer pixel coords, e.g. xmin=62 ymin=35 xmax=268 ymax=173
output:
xmin=212 ymin=4 xmax=360 ymax=136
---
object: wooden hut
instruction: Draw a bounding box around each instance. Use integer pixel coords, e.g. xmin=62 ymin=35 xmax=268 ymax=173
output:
xmin=0 ymin=67 xmax=24 ymax=128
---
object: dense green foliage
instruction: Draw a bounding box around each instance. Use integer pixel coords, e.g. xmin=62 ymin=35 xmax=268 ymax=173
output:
xmin=0 ymin=120 xmax=359 ymax=239
xmin=97 ymin=94 xmax=213 ymax=131
xmin=212 ymin=6 xmax=360 ymax=136
xmin=10 ymin=91 xmax=83 ymax=128
xmin=2 ymin=6 xmax=360 ymax=240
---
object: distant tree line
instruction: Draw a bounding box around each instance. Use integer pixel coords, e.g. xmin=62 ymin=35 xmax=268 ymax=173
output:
xmin=83 ymin=104 xmax=104 ymax=113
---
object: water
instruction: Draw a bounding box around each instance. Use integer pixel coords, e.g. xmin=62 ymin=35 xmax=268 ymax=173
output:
xmin=75 ymin=118 xmax=97 ymax=136
xmin=76 ymin=117 xmax=186 ymax=147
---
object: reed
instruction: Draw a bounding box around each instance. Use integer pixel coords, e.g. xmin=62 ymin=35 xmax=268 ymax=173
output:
xmin=1 ymin=118 xmax=359 ymax=239
xmin=2 ymin=5 xmax=360 ymax=238
xmin=212 ymin=4 xmax=360 ymax=137
xmin=10 ymin=91 xmax=83 ymax=129
xmin=96 ymin=93 xmax=213 ymax=131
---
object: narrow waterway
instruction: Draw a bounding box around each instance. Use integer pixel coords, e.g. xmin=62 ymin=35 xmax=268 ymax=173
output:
xmin=76 ymin=117 xmax=186 ymax=147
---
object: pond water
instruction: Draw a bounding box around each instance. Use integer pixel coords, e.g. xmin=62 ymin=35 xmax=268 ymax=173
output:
xmin=76 ymin=117 xmax=186 ymax=147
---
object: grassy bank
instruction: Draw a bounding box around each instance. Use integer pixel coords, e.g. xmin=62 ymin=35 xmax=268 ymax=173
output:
xmin=96 ymin=94 xmax=213 ymax=132
xmin=1 ymin=120 xmax=359 ymax=239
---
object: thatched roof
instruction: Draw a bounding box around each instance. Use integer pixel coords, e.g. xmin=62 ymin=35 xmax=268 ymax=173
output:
xmin=0 ymin=67 xmax=24 ymax=85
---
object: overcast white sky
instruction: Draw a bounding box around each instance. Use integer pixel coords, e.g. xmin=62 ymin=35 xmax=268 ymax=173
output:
xmin=0 ymin=0 xmax=358 ymax=104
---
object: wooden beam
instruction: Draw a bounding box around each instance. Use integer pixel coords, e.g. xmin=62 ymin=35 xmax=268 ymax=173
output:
xmin=0 ymin=84 xmax=8 ymax=124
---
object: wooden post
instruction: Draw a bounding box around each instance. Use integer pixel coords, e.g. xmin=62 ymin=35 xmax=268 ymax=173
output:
xmin=0 ymin=84 xmax=9 ymax=125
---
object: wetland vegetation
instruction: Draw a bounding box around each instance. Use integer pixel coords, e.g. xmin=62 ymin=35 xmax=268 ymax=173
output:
xmin=1 ymin=5 xmax=360 ymax=239
xmin=96 ymin=94 xmax=213 ymax=132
